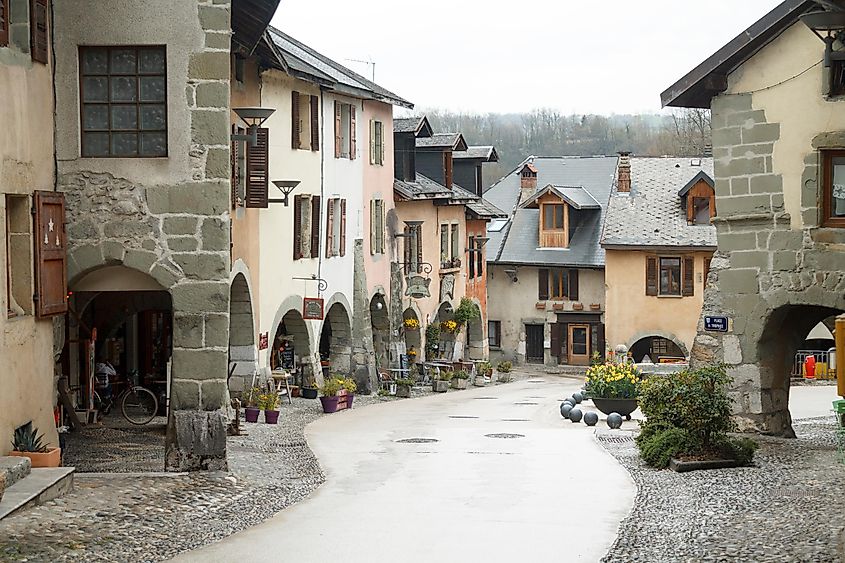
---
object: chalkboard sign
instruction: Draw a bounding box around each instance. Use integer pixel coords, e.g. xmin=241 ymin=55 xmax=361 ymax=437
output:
xmin=399 ymin=354 xmax=409 ymax=371
xmin=280 ymin=348 xmax=295 ymax=370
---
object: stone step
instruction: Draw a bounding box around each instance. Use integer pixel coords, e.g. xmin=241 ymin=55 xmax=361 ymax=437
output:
xmin=0 ymin=456 xmax=32 ymax=489
xmin=0 ymin=466 xmax=75 ymax=521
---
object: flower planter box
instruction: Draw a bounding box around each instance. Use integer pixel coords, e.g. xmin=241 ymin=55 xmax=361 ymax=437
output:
xmin=264 ymin=410 xmax=280 ymax=424
xmin=396 ymin=384 xmax=412 ymax=398
xmin=301 ymin=387 xmax=318 ymax=399
xmin=552 ymin=303 xmax=564 ymax=311
xmin=451 ymin=378 xmax=468 ymax=390
xmin=669 ymin=457 xmax=746 ymax=473
xmin=572 ymin=303 xmax=584 ymax=311
xmin=590 ymin=303 xmax=601 ymax=311
xmin=432 ymin=380 xmax=449 ymax=393
xmin=10 ymin=447 xmax=61 ymax=468
xmin=473 ymin=376 xmax=486 ymax=387
xmin=535 ymin=301 xmax=546 ymax=310
xmin=320 ymin=389 xmax=350 ymax=414
xmin=244 ymin=406 xmax=260 ymax=423
xmin=591 ymin=397 xmax=638 ymax=420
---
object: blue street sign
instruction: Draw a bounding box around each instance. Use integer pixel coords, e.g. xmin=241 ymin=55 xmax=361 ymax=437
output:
xmin=704 ymin=316 xmax=729 ymax=332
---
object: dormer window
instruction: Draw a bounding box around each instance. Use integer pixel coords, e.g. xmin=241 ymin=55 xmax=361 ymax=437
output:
xmin=540 ymin=201 xmax=568 ymax=248
xmin=692 ymin=197 xmax=711 ymax=224
xmin=678 ymin=171 xmax=715 ymax=225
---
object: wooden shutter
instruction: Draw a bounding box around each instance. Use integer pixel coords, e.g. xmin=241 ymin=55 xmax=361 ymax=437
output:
xmin=682 ymin=256 xmax=695 ymax=296
xmin=245 ymin=127 xmax=269 ymax=208
xmin=379 ymin=121 xmax=385 ymax=165
xmin=293 ymin=195 xmax=303 ymax=260
xmin=349 ymin=105 xmax=357 ymax=160
xmin=291 ymin=91 xmax=301 ymax=149
xmin=538 ymin=268 xmax=549 ymax=300
xmin=325 ymin=199 xmax=335 ymax=257
xmin=340 ymin=199 xmax=347 ymax=256
xmin=376 ymin=200 xmax=384 ymax=254
xmin=597 ymin=323 xmax=606 ymax=361
xmin=30 ymin=0 xmax=49 ymax=64
xmin=468 ymin=237 xmax=475 ymax=278
xmin=568 ymin=269 xmax=579 ymax=301
xmin=550 ymin=323 xmax=561 ymax=364
xmin=403 ymin=226 xmax=411 ymax=274
xmin=33 ymin=191 xmax=67 ymax=317
xmin=369 ymin=120 xmax=376 ymax=165
xmin=0 ymin=0 xmax=9 ymax=47
xmin=369 ymin=200 xmax=376 ymax=254
xmin=704 ymin=256 xmax=712 ymax=288
xmin=310 ymin=195 xmax=321 ymax=258
xmin=334 ymin=101 xmax=342 ymax=158
xmin=310 ymin=95 xmax=320 ymax=151
xmin=415 ymin=225 xmax=423 ymax=273
xmin=230 ymin=125 xmax=239 ymax=208
xmin=646 ymin=256 xmax=658 ymax=296
xmin=476 ymin=246 xmax=483 ymax=277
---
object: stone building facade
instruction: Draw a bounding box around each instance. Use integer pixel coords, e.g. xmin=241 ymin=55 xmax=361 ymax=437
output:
xmin=663 ymin=1 xmax=845 ymax=436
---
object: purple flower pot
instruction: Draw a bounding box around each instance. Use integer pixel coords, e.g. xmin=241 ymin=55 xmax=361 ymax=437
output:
xmin=347 ymin=393 xmax=354 ymax=409
xmin=244 ymin=406 xmax=260 ymax=423
xmin=264 ymin=410 xmax=280 ymax=424
xmin=320 ymin=395 xmax=339 ymax=413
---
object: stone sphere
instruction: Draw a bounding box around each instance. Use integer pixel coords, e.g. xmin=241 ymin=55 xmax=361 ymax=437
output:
xmin=569 ymin=408 xmax=583 ymax=423
xmin=572 ymin=392 xmax=583 ymax=404
xmin=563 ymin=398 xmax=576 ymax=407
xmin=583 ymin=411 xmax=599 ymax=426
xmin=607 ymin=412 xmax=624 ymax=429
xmin=560 ymin=403 xmax=573 ymax=418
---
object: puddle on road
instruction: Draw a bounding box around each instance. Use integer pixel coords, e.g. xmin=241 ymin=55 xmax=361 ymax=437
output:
xmin=473 ymin=397 xmax=498 ymax=400
xmin=485 ymin=433 xmax=525 ymax=439
xmin=449 ymin=415 xmax=479 ymax=419
xmin=501 ymin=418 xmax=529 ymax=422
xmin=396 ymin=438 xmax=439 ymax=444
xmin=513 ymin=402 xmax=538 ymax=406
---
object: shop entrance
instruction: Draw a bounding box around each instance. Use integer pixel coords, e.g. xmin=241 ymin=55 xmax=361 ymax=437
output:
xmin=271 ymin=309 xmax=314 ymax=388
xmin=568 ymin=324 xmax=591 ymax=365
xmin=319 ymin=302 xmax=352 ymax=379
xmin=525 ymin=324 xmax=544 ymax=363
xmin=402 ymin=307 xmax=422 ymax=363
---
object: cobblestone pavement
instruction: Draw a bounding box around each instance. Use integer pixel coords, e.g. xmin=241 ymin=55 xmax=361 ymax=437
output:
xmin=600 ymin=416 xmax=845 ymax=563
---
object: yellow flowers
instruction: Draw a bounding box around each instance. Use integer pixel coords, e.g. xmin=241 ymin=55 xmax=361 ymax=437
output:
xmin=440 ymin=320 xmax=459 ymax=333
xmin=403 ymin=318 xmax=420 ymax=330
xmin=585 ymin=359 xmax=641 ymax=399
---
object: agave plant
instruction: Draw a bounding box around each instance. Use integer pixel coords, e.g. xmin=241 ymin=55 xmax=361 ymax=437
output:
xmin=12 ymin=422 xmax=47 ymax=453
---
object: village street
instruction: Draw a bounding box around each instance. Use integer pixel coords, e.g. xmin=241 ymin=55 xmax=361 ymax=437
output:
xmin=170 ymin=375 xmax=635 ymax=563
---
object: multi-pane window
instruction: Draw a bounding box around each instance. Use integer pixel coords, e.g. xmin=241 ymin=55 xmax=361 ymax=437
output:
xmin=646 ymin=255 xmax=694 ymax=297
xmin=334 ymin=101 xmax=356 ymax=159
xmin=822 ymin=150 xmax=845 ymax=227
xmin=543 ymin=204 xmax=565 ymax=229
xmin=439 ymin=223 xmax=460 ymax=267
xmin=80 ymin=46 xmax=168 ymax=157
xmin=692 ymin=197 xmax=711 ymax=224
xmin=370 ymin=120 xmax=384 ymax=165
xmin=659 ymin=257 xmax=682 ymax=296
xmin=538 ymin=268 xmax=579 ymax=300
xmin=488 ymin=320 xmax=501 ymax=348
xmin=370 ymin=199 xmax=385 ymax=254
xmin=403 ymin=223 xmax=423 ymax=274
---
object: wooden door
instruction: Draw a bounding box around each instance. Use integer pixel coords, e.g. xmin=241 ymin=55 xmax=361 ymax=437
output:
xmin=525 ymin=324 xmax=544 ymax=363
xmin=568 ymin=324 xmax=591 ymax=365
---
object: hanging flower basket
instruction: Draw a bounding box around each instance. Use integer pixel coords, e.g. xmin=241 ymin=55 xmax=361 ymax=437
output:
xmin=440 ymin=320 xmax=459 ymax=334
xmin=403 ymin=318 xmax=420 ymax=330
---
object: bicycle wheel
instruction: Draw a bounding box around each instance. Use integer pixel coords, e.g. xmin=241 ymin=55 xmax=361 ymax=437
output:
xmin=121 ymin=387 xmax=159 ymax=425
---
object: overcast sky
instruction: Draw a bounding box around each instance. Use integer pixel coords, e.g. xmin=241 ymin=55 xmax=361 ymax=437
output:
xmin=270 ymin=1 xmax=783 ymax=116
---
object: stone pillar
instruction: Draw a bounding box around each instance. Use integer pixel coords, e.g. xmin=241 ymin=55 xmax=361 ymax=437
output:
xmin=351 ymin=239 xmax=378 ymax=393
xmin=389 ymin=261 xmax=406 ymax=364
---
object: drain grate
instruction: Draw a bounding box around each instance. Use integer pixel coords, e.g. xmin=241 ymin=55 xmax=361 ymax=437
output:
xmin=485 ymin=433 xmax=525 ymax=439
xmin=501 ymin=418 xmax=529 ymax=422
xmin=449 ymin=415 xmax=479 ymax=419
xmin=513 ymin=402 xmax=538 ymax=406
xmin=596 ymin=434 xmax=634 ymax=444
xmin=396 ymin=438 xmax=439 ymax=444
xmin=467 ymin=451 xmax=516 ymax=455
xmin=473 ymin=397 xmax=498 ymax=400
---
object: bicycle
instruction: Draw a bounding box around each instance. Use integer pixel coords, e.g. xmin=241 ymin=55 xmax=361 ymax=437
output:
xmin=94 ymin=370 xmax=159 ymax=425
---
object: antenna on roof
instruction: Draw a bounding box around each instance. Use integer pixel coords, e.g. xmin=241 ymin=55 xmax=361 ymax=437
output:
xmin=345 ymin=57 xmax=375 ymax=82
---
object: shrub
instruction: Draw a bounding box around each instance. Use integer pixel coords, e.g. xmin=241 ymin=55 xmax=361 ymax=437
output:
xmin=437 ymin=370 xmax=455 ymax=381
xmin=258 ymin=393 xmax=279 ymax=411
xmin=715 ymin=436 xmax=758 ymax=466
xmin=396 ymin=377 xmax=415 ymax=387
xmin=585 ymin=360 xmax=641 ymax=399
xmin=637 ymin=427 xmax=693 ymax=469
xmin=425 ymin=324 xmax=440 ymax=358
xmin=319 ymin=377 xmax=342 ymax=397
xmin=453 ymin=297 xmax=480 ymax=327
xmin=341 ymin=376 xmax=357 ymax=394
xmin=496 ymin=361 xmax=512 ymax=373
xmin=453 ymin=369 xmax=469 ymax=380
xmin=477 ymin=362 xmax=493 ymax=377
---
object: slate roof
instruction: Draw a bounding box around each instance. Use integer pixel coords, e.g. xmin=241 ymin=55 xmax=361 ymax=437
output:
xmin=453 ymin=184 xmax=507 ymax=219
xmin=267 ymin=27 xmax=413 ymax=108
xmin=393 ymin=116 xmax=432 ymax=136
xmin=416 ymin=133 xmax=467 ymax=151
xmin=393 ymin=174 xmax=454 ymax=200
xmin=454 ymin=145 xmax=499 ymax=161
xmin=601 ymin=157 xmax=717 ymax=249
xmin=485 ymin=156 xmax=618 ymax=267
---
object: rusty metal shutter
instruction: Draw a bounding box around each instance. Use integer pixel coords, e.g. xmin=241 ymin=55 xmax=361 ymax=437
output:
xmin=682 ymin=256 xmax=695 ymax=296
xmin=310 ymin=95 xmax=319 ymax=151
xmin=293 ymin=195 xmax=303 ymax=260
xmin=646 ymin=256 xmax=658 ymax=296
xmin=568 ymin=269 xmax=579 ymax=301
xmin=291 ymin=91 xmax=301 ymax=149
xmin=245 ymin=127 xmax=269 ymax=208
xmin=33 ymin=191 xmax=67 ymax=317
xmin=0 ymin=0 xmax=9 ymax=47
xmin=310 ymin=195 xmax=320 ymax=258
xmin=30 ymin=0 xmax=48 ymax=64
xmin=538 ymin=268 xmax=549 ymax=300
xmin=349 ymin=105 xmax=356 ymax=160
xmin=339 ymin=199 xmax=347 ymax=256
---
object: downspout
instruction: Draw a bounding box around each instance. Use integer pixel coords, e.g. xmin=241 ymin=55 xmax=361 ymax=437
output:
xmin=49 ymin=0 xmax=58 ymax=192
xmin=318 ymin=87 xmax=325 ymax=297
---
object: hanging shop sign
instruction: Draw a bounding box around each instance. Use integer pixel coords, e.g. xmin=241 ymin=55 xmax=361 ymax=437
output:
xmin=405 ymin=275 xmax=431 ymax=299
xmin=303 ymin=297 xmax=325 ymax=320
xmin=258 ymin=332 xmax=269 ymax=350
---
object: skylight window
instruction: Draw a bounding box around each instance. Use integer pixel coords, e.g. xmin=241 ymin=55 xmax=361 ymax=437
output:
xmin=487 ymin=219 xmax=508 ymax=232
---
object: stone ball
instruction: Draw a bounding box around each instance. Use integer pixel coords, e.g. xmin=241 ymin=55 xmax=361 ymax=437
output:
xmin=569 ymin=408 xmax=583 ymax=423
xmin=560 ymin=403 xmax=573 ymax=418
xmin=572 ymin=392 xmax=583 ymax=404
xmin=607 ymin=412 xmax=623 ymax=429
xmin=615 ymin=344 xmax=629 ymax=355
xmin=563 ymin=398 xmax=576 ymax=407
xmin=583 ymin=411 xmax=599 ymax=426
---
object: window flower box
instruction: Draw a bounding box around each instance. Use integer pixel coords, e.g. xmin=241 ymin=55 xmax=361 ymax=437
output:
xmin=590 ymin=303 xmax=601 ymax=311
xmin=552 ymin=302 xmax=565 ymax=311
xmin=573 ymin=303 xmax=584 ymax=311
xmin=535 ymin=301 xmax=546 ymax=310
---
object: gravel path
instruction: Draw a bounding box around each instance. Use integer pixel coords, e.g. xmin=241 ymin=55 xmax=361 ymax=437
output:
xmin=600 ymin=416 xmax=845 ymax=562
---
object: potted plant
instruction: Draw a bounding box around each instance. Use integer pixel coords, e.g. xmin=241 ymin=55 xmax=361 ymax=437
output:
xmin=451 ymin=369 xmax=469 ymax=389
xmin=585 ymin=358 xmax=641 ymax=420
xmin=259 ymin=393 xmax=280 ymax=424
xmin=396 ymin=377 xmax=415 ymax=398
xmin=342 ymin=376 xmax=357 ymax=409
xmin=10 ymin=422 xmax=61 ymax=468
xmin=319 ymin=377 xmax=343 ymax=413
xmin=301 ymin=376 xmax=318 ymax=400
xmin=425 ymin=324 xmax=440 ymax=359
xmin=433 ymin=370 xmax=452 ymax=393
xmin=244 ymin=387 xmax=261 ymax=422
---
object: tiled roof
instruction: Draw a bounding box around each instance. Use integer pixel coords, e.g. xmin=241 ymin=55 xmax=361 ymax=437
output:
xmin=393 ymin=174 xmax=453 ymax=200
xmin=454 ymin=145 xmax=498 ymax=161
xmin=267 ymin=27 xmax=413 ymax=108
xmin=520 ymin=184 xmax=601 ymax=210
xmin=601 ymin=157 xmax=717 ymax=248
xmin=393 ymin=116 xmax=432 ymax=136
xmin=484 ymin=156 xmax=618 ymax=267
xmin=416 ymin=133 xmax=467 ymax=151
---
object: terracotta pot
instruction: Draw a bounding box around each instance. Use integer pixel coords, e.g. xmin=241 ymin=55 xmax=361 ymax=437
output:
xmin=573 ymin=303 xmax=584 ymax=311
xmin=291 ymin=386 xmax=301 ymax=398
xmin=264 ymin=410 xmax=280 ymax=424
xmin=10 ymin=447 xmax=61 ymax=468
xmin=244 ymin=406 xmax=260 ymax=423
xmin=320 ymin=395 xmax=340 ymax=413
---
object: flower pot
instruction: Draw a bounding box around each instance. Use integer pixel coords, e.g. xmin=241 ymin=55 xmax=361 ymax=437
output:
xmin=320 ymin=395 xmax=340 ymax=413
xmin=535 ymin=301 xmax=546 ymax=310
xmin=451 ymin=378 xmax=468 ymax=390
xmin=244 ymin=406 xmax=260 ymax=423
xmin=264 ymin=410 xmax=280 ymax=424
xmin=552 ymin=303 xmax=564 ymax=311
xmin=301 ymin=387 xmax=318 ymax=399
xmin=573 ymin=303 xmax=584 ymax=311
xmin=591 ymin=397 xmax=638 ymax=419
xmin=432 ymin=380 xmax=449 ymax=393
xmin=473 ymin=376 xmax=486 ymax=387
xmin=347 ymin=393 xmax=354 ymax=409
xmin=396 ymin=384 xmax=412 ymax=398
xmin=10 ymin=447 xmax=61 ymax=468
xmin=291 ymin=386 xmax=301 ymax=398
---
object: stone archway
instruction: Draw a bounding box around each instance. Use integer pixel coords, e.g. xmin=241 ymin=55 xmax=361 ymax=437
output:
xmin=402 ymin=307 xmax=422 ymax=362
xmin=464 ymin=300 xmax=485 ymax=360
xmin=228 ymin=272 xmax=256 ymax=399
xmin=370 ymin=293 xmax=389 ymax=372
xmin=435 ymin=301 xmax=456 ymax=360
xmin=629 ymin=334 xmax=687 ymax=363
xmin=270 ymin=308 xmax=315 ymax=387
xmin=319 ymin=302 xmax=352 ymax=379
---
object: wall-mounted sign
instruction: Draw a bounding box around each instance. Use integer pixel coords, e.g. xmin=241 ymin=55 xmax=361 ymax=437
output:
xmin=258 ymin=332 xmax=269 ymax=350
xmin=405 ymin=275 xmax=431 ymax=299
xmin=704 ymin=316 xmax=729 ymax=332
xmin=303 ymin=297 xmax=324 ymax=320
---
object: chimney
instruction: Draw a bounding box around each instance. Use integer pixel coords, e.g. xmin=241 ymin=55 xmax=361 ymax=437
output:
xmin=520 ymin=162 xmax=538 ymax=199
xmin=703 ymin=143 xmax=713 ymax=158
xmin=617 ymin=151 xmax=631 ymax=193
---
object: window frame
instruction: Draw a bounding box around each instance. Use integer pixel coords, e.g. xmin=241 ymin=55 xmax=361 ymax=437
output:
xmin=692 ymin=196 xmax=711 ymax=225
xmin=542 ymin=203 xmax=565 ymax=230
xmin=78 ymin=45 xmax=169 ymax=158
xmin=658 ymin=256 xmax=682 ymax=296
xmin=0 ymin=0 xmax=10 ymax=48
xmin=549 ymin=268 xmax=569 ymax=300
xmin=822 ymin=149 xmax=845 ymax=228
xmin=488 ymin=320 xmax=501 ymax=348
xmin=5 ymin=195 xmax=33 ymax=318
xmin=371 ymin=119 xmax=384 ymax=165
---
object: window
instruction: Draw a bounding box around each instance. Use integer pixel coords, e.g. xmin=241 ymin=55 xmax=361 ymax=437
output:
xmin=293 ymin=195 xmax=320 ymax=260
xmin=370 ymin=120 xmax=384 ymax=165
xmin=292 ymin=91 xmax=319 ymax=151
xmin=0 ymin=0 xmax=9 ymax=47
xmin=451 ymin=224 xmax=459 ymax=263
xmin=30 ymin=0 xmax=48 ymax=64
xmin=692 ymin=197 xmax=711 ymax=224
xmin=370 ymin=199 xmax=385 ymax=254
xmin=830 ymin=60 xmax=845 ymax=97
xmin=468 ymin=235 xmax=483 ymax=279
xmin=79 ymin=46 xmax=167 ymax=157
xmin=646 ymin=255 xmax=695 ymax=297
xmin=488 ymin=320 xmax=501 ymax=348
xmin=440 ymin=223 xmax=459 ymax=267
xmin=540 ymin=202 xmax=568 ymax=248
xmin=538 ymin=268 xmax=579 ymax=301
xmin=543 ymin=204 xmax=565 ymax=230
xmin=403 ymin=223 xmax=423 ymax=274
xmin=6 ymin=195 xmax=32 ymax=317
xmin=325 ymin=198 xmax=346 ymax=257
xmin=822 ymin=150 xmax=845 ymax=227
xmin=334 ymin=101 xmax=356 ymax=159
